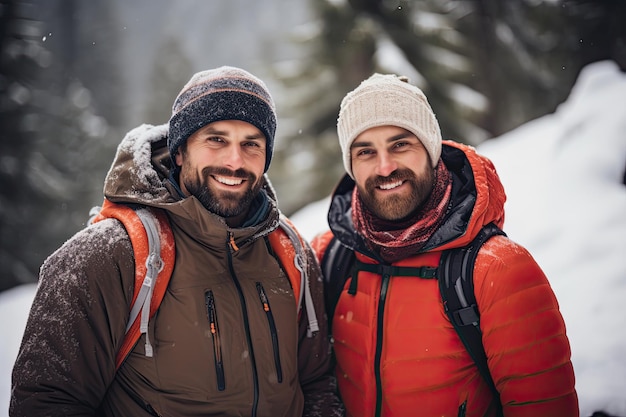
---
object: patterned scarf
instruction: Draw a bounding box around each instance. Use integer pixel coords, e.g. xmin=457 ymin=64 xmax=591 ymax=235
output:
xmin=352 ymin=160 xmax=452 ymax=263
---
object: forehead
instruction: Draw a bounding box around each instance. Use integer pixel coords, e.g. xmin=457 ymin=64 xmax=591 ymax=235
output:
xmin=352 ymin=125 xmax=416 ymax=146
xmin=194 ymin=120 xmax=265 ymax=138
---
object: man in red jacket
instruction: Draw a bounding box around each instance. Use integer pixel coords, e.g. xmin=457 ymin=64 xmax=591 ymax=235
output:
xmin=311 ymin=73 xmax=578 ymax=417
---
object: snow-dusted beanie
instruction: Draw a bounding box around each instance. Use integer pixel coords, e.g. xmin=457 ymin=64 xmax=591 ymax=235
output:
xmin=337 ymin=73 xmax=442 ymax=178
xmin=168 ymin=66 xmax=277 ymax=172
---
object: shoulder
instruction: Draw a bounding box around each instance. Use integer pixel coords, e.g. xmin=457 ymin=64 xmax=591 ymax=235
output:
xmin=473 ymin=235 xmax=556 ymax=308
xmin=272 ymin=216 xmax=322 ymax=281
xmin=310 ymin=230 xmax=334 ymax=264
xmin=40 ymin=219 xmax=134 ymax=289
xmin=49 ymin=218 xmax=131 ymax=261
xmin=476 ymin=235 xmax=545 ymax=279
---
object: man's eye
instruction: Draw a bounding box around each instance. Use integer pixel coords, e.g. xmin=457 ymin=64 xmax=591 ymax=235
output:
xmin=204 ymin=136 xmax=228 ymax=145
xmin=394 ymin=141 xmax=409 ymax=149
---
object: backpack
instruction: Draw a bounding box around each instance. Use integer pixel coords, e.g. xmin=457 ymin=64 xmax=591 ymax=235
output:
xmin=89 ymin=198 xmax=319 ymax=370
xmin=320 ymin=223 xmax=506 ymax=417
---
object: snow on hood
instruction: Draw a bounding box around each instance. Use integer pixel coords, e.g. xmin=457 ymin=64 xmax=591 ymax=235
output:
xmin=103 ymin=123 xmax=175 ymax=206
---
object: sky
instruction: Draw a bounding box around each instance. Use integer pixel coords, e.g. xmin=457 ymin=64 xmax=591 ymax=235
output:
xmin=1 ymin=60 xmax=625 ymax=416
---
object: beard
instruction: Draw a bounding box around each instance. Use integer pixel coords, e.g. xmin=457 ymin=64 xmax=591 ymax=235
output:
xmin=357 ymin=165 xmax=435 ymax=222
xmin=180 ymin=165 xmax=263 ymax=218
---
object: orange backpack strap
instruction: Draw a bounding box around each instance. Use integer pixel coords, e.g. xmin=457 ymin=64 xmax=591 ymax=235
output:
xmin=90 ymin=199 xmax=175 ymax=369
xmin=268 ymin=215 xmax=319 ymax=337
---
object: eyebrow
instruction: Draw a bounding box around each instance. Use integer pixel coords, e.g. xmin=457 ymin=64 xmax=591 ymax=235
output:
xmin=201 ymin=126 xmax=266 ymax=141
xmin=350 ymin=132 xmax=414 ymax=149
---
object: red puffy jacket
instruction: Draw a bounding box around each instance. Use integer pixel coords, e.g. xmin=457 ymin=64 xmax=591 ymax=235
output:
xmin=312 ymin=141 xmax=578 ymax=417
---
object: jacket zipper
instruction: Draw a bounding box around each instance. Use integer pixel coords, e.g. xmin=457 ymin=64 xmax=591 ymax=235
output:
xmin=205 ymin=290 xmax=226 ymax=391
xmin=458 ymin=400 xmax=467 ymax=417
xmin=123 ymin=387 xmax=162 ymax=416
xmin=256 ymin=282 xmax=283 ymax=383
xmin=227 ymin=232 xmax=259 ymax=417
xmin=146 ymin=403 xmax=162 ymax=416
xmin=375 ymin=268 xmax=392 ymax=417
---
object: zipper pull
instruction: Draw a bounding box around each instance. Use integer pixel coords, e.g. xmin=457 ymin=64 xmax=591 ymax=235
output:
xmin=458 ymin=400 xmax=467 ymax=417
xmin=205 ymin=291 xmax=226 ymax=391
xmin=228 ymin=232 xmax=239 ymax=252
xmin=256 ymin=283 xmax=270 ymax=312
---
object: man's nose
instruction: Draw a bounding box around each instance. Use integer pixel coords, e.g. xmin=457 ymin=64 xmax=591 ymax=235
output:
xmin=374 ymin=152 xmax=398 ymax=177
xmin=223 ymin=145 xmax=245 ymax=169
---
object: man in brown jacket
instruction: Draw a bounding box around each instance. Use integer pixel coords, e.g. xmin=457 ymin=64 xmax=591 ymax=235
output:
xmin=10 ymin=66 xmax=344 ymax=416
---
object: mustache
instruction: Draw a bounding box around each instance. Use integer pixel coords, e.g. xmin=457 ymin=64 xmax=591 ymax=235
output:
xmin=201 ymin=166 xmax=255 ymax=181
xmin=365 ymin=169 xmax=413 ymax=188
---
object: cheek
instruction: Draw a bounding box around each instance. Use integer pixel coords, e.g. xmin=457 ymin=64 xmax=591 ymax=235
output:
xmin=351 ymin=161 xmax=370 ymax=185
xmin=184 ymin=148 xmax=218 ymax=169
xmin=246 ymin=153 xmax=267 ymax=175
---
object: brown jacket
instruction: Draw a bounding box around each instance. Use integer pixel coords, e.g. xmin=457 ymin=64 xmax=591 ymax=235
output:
xmin=10 ymin=124 xmax=343 ymax=417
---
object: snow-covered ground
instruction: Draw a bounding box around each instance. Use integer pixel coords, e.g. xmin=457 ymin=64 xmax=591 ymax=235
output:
xmin=1 ymin=61 xmax=625 ymax=416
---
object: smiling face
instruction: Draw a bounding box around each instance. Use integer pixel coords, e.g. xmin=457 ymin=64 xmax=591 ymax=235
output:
xmin=350 ymin=125 xmax=435 ymax=221
xmin=175 ymin=120 xmax=266 ymax=227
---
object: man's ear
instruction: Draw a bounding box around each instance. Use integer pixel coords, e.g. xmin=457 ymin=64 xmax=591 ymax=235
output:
xmin=175 ymin=149 xmax=183 ymax=167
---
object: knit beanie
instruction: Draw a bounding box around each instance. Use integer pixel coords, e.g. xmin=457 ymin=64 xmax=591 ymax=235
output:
xmin=337 ymin=73 xmax=442 ymax=178
xmin=168 ymin=66 xmax=277 ymax=172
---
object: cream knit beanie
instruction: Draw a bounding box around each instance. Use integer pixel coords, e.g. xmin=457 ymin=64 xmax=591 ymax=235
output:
xmin=337 ymin=73 xmax=442 ymax=178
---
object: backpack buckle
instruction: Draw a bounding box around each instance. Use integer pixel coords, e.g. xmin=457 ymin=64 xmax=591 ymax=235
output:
xmin=452 ymin=305 xmax=480 ymax=327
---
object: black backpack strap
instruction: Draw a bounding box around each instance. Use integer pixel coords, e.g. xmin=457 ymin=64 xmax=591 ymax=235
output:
xmin=438 ymin=223 xmax=506 ymax=417
xmin=321 ymin=236 xmax=439 ymax=329
xmin=321 ymin=236 xmax=355 ymax=330
xmin=348 ymin=260 xmax=437 ymax=295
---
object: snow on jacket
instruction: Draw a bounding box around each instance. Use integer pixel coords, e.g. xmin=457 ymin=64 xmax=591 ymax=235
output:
xmin=10 ymin=123 xmax=343 ymax=417
xmin=311 ymin=140 xmax=578 ymax=417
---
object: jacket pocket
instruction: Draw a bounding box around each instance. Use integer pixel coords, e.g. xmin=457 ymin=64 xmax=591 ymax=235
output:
xmin=256 ymin=282 xmax=283 ymax=383
xmin=205 ymin=290 xmax=226 ymax=391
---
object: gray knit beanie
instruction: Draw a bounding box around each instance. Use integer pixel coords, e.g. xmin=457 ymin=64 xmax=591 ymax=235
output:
xmin=169 ymin=66 xmax=277 ymax=172
xmin=337 ymin=73 xmax=442 ymax=178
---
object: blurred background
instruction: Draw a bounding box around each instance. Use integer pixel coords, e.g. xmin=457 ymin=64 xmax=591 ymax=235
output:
xmin=1 ymin=0 xmax=625 ymax=293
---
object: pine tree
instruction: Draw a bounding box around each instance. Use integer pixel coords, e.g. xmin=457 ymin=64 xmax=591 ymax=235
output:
xmin=268 ymin=1 xmax=377 ymax=214
xmin=270 ymin=0 xmax=625 ymax=214
xmin=0 ymin=0 xmax=123 ymax=292
xmin=143 ymin=36 xmax=193 ymax=126
xmin=0 ymin=0 xmax=52 ymax=291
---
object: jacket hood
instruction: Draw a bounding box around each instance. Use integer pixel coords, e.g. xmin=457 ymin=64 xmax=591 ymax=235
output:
xmin=103 ymin=123 xmax=177 ymax=206
xmin=328 ymin=140 xmax=506 ymax=255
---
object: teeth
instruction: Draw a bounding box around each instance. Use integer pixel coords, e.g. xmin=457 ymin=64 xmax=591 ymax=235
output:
xmin=379 ymin=180 xmax=402 ymax=190
xmin=216 ymin=176 xmax=243 ymax=186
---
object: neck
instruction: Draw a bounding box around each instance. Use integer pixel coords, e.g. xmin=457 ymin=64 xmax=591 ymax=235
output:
xmin=224 ymin=212 xmax=248 ymax=228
